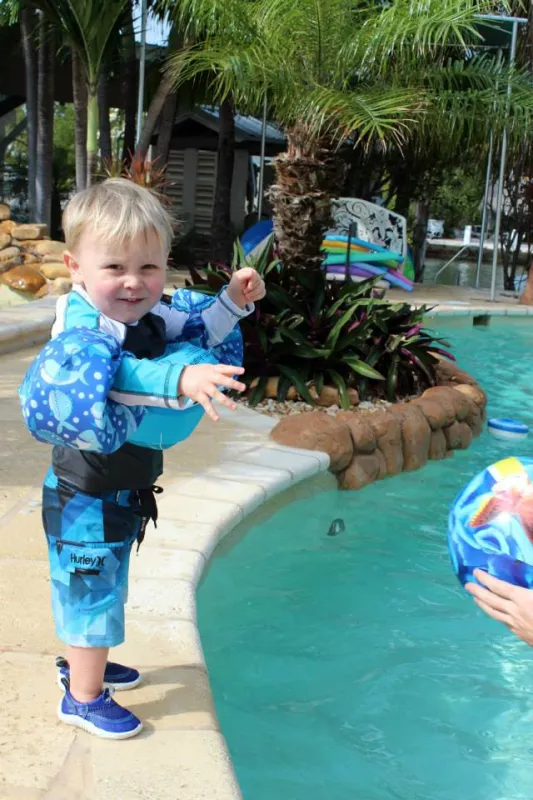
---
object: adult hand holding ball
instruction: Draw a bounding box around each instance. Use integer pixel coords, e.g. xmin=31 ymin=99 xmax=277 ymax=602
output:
xmin=449 ymin=456 xmax=533 ymax=645
xmin=448 ymin=457 xmax=533 ymax=589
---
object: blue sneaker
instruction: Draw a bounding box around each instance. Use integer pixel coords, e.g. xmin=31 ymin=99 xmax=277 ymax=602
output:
xmin=57 ymin=679 xmax=143 ymax=739
xmin=56 ymin=656 xmax=141 ymax=691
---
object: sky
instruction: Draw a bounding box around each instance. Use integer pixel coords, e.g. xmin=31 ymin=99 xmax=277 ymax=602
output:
xmin=145 ymin=15 xmax=170 ymax=45
xmin=134 ymin=6 xmax=171 ymax=46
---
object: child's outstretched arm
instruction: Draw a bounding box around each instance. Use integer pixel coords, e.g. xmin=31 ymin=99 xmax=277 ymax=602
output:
xmin=160 ymin=267 xmax=266 ymax=348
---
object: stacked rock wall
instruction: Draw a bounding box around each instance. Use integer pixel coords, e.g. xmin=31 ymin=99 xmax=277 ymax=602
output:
xmin=0 ymin=204 xmax=69 ymax=298
xmin=270 ymin=359 xmax=487 ymax=490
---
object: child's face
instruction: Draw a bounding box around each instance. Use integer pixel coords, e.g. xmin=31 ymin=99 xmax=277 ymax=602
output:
xmin=65 ymin=227 xmax=168 ymax=324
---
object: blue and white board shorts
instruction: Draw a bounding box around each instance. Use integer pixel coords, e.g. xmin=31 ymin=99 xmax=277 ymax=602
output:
xmin=41 ymin=469 xmax=144 ymax=648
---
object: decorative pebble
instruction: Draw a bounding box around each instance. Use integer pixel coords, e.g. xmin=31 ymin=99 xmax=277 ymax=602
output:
xmin=238 ymin=396 xmax=393 ymax=418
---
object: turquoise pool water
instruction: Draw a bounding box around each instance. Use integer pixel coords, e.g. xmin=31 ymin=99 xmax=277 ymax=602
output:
xmin=198 ymin=318 xmax=533 ymax=800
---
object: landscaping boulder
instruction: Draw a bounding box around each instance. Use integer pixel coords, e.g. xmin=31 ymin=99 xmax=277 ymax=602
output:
xmin=429 ymin=428 xmax=448 ymax=460
xmin=1 ymin=265 xmax=46 ymax=294
xmin=364 ymin=410 xmax=403 ymax=475
xmin=0 ymin=220 xmax=16 ymax=234
xmin=410 ymin=394 xmax=455 ymax=429
xmin=0 ymin=246 xmax=22 ymax=273
xmin=434 ymin=357 xmax=478 ymax=387
xmin=421 ymin=386 xmax=458 ymax=422
xmin=339 ymin=452 xmax=385 ymax=490
xmin=11 ymin=224 xmax=46 ymax=241
xmin=444 ymin=420 xmax=473 ymax=451
xmin=452 ymin=383 xmax=487 ymax=410
xmin=271 ymin=411 xmax=353 ymax=472
xmin=389 ymin=403 xmax=431 ymax=471
xmin=30 ymin=240 xmax=66 ymax=258
xmin=40 ymin=262 xmax=70 ymax=280
xmin=336 ymin=411 xmax=377 ymax=454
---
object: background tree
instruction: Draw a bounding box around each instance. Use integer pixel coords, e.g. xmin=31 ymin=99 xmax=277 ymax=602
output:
xmin=169 ymin=0 xmax=533 ymax=278
xmin=32 ymin=0 xmax=131 ymax=183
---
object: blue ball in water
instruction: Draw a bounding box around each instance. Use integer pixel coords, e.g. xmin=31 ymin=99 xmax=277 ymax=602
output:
xmin=487 ymin=417 xmax=529 ymax=442
xmin=448 ymin=457 xmax=533 ymax=588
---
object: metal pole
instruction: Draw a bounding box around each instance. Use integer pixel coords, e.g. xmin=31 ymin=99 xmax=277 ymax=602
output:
xmin=490 ymin=19 xmax=519 ymax=302
xmin=475 ymin=130 xmax=493 ymax=288
xmin=257 ymin=95 xmax=267 ymax=220
xmin=136 ymin=0 xmax=148 ymax=149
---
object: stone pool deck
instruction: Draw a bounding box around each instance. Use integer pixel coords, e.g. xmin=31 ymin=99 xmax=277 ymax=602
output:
xmin=0 ymin=342 xmax=331 ymax=799
xmin=388 ymin=283 xmax=533 ymax=316
xmin=0 ymin=283 xmax=530 ymax=799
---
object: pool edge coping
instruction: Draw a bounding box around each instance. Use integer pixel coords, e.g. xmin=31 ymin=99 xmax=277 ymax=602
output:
xmin=124 ymin=404 xmax=332 ymax=799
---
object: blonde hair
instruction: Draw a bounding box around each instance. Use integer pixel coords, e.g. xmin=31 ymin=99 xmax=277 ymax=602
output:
xmin=62 ymin=178 xmax=175 ymax=253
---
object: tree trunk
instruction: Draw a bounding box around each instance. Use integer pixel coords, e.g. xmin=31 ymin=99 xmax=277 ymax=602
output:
xmin=269 ymin=122 xmax=345 ymax=272
xmin=35 ymin=17 xmax=54 ymax=228
xmin=121 ymin=3 xmax=137 ymax=164
xmin=98 ymin=73 xmax=112 ymax=164
xmin=154 ymin=89 xmax=178 ymax=166
xmin=394 ymin=183 xmax=413 ymax=221
xmin=137 ymin=70 xmax=175 ymax=159
xmin=137 ymin=24 xmax=182 ymax=159
xmin=503 ymin=229 xmax=524 ymax=291
xmin=209 ymin=97 xmax=235 ymax=264
xmin=86 ymin=90 xmax=99 ymax=185
xmin=20 ymin=4 xmax=38 ymax=220
xmin=412 ymin=199 xmax=430 ymax=282
xmin=71 ymin=49 xmax=88 ymax=191
xmin=50 ymin=167 xmax=62 ymax=240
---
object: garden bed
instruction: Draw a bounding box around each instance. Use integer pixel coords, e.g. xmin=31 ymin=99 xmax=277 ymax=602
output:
xmin=268 ymin=357 xmax=486 ymax=489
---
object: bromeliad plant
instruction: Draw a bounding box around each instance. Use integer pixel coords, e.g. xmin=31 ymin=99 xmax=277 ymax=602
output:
xmin=187 ymin=240 xmax=453 ymax=408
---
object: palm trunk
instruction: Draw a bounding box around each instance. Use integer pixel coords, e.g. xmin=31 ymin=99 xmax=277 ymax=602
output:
xmin=154 ymin=89 xmax=178 ymax=166
xmin=412 ymin=199 xmax=430 ymax=282
xmin=98 ymin=73 xmax=112 ymax=164
xmin=269 ymin=122 xmax=345 ymax=272
xmin=394 ymin=183 xmax=413 ymax=221
xmin=137 ymin=24 xmax=181 ymax=159
xmin=86 ymin=90 xmax=99 ymax=185
xmin=121 ymin=3 xmax=137 ymax=164
xmin=20 ymin=4 xmax=38 ymax=220
xmin=210 ymin=97 xmax=235 ymax=264
xmin=71 ymin=49 xmax=88 ymax=191
xmin=137 ymin=70 xmax=174 ymax=159
xmin=35 ymin=17 xmax=54 ymax=227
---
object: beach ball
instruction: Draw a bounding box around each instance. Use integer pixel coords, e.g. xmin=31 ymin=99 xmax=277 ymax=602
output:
xmin=448 ymin=457 xmax=533 ymax=588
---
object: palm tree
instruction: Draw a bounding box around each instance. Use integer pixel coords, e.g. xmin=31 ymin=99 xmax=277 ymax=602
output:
xmin=120 ymin=1 xmax=138 ymax=164
xmin=19 ymin=2 xmax=38 ymax=219
xmin=35 ymin=12 xmax=54 ymax=225
xmin=167 ymin=0 xmax=533 ymax=273
xmin=32 ymin=0 xmax=131 ymax=183
xmin=71 ymin=50 xmax=87 ymax=191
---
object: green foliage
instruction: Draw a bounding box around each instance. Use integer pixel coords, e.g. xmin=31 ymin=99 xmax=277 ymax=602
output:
xmin=187 ymin=240 xmax=453 ymax=408
xmin=5 ymin=104 xmax=77 ymax=193
xmin=431 ymin=166 xmax=485 ymax=234
xmin=167 ymin=0 xmax=533 ymax=151
xmin=28 ymin=0 xmax=130 ymax=88
xmin=0 ymin=0 xmax=19 ymax=25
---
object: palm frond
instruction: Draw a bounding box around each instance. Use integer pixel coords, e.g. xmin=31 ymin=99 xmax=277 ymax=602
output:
xmin=0 ymin=0 xmax=20 ymax=25
xmin=295 ymin=84 xmax=424 ymax=147
xmin=167 ymin=0 xmax=533 ymax=149
xmin=29 ymin=0 xmax=130 ymax=84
